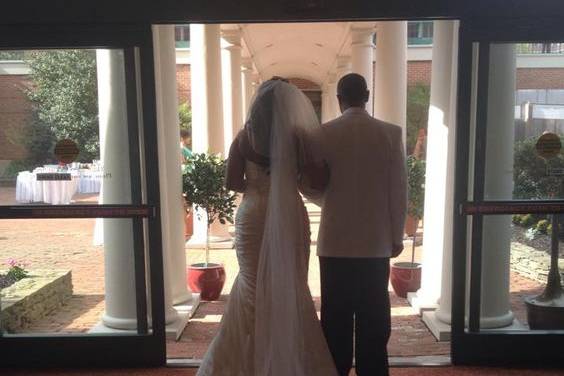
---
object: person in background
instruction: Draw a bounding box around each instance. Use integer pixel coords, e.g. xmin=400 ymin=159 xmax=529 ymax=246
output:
xmin=180 ymin=129 xmax=193 ymax=166
xmin=180 ymin=129 xmax=193 ymax=239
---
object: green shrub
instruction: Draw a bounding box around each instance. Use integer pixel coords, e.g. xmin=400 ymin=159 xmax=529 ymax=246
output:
xmin=520 ymin=214 xmax=536 ymax=227
xmin=512 ymin=214 xmax=523 ymax=225
xmin=179 ymin=102 xmax=192 ymax=134
xmin=6 ymin=259 xmax=29 ymax=281
xmin=406 ymin=84 xmax=430 ymax=156
xmin=535 ymin=219 xmax=550 ymax=234
xmin=407 ymin=155 xmax=426 ymax=219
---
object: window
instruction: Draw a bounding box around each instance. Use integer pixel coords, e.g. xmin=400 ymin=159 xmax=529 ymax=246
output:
xmin=175 ymin=25 xmax=190 ymax=48
xmin=407 ymin=21 xmax=433 ymax=45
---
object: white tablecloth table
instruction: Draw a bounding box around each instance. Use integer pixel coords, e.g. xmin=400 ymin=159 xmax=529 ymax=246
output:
xmin=15 ymin=168 xmax=101 ymax=205
xmin=75 ymin=170 xmax=103 ymax=194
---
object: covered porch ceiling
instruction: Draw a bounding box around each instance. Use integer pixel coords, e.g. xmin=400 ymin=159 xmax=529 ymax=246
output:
xmin=226 ymin=22 xmax=376 ymax=86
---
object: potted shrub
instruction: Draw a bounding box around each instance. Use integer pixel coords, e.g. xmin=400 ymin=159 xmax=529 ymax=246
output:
xmin=183 ymin=152 xmax=236 ymax=301
xmin=391 ymin=155 xmax=425 ymax=298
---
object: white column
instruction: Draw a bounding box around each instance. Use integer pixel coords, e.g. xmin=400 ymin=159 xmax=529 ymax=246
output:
xmin=333 ymin=55 xmax=351 ymax=117
xmin=321 ymin=84 xmax=331 ymax=123
xmin=241 ymin=58 xmax=254 ymax=119
xmin=350 ymin=26 xmax=374 ymax=113
xmin=189 ymin=24 xmax=229 ymax=244
xmin=373 ymin=21 xmax=407 ymax=143
xmin=476 ymin=43 xmax=516 ymax=328
xmin=221 ymin=29 xmax=244 ymax=153
xmin=96 ymin=50 xmax=179 ymax=328
xmin=411 ymin=21 xmax=456 ymax=313
xmin=424 ymin=27 xmax=516 ymax=339
xmin=326 ymin=73 xmax=338 ymax=120
xmin=153 ymin=25 xmax=193 ymax=306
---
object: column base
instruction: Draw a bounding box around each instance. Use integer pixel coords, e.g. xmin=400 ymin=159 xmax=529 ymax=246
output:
xmin=91 ymin=295 xmax=201 ymax=340
xmin=422 ymin=310 xmax=452 ymax=341
xmin=422 ymin=310 xmax=525 ymax=342
xmin=173 ymin=290 xmax=194 ymax=306
xmin=100 ymin=314 xmax=138 ymax=330
xmin=407 ymin=291 xmax=439 ymax=315
xmin=101 ymin=304 xmax=179 ymax=330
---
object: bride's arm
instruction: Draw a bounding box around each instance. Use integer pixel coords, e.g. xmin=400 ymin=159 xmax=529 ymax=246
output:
xmin=225 ymin=133 xmax=246 ymax=193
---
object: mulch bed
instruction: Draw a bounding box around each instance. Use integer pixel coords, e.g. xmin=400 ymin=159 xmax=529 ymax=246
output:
xmin=511 ymin=224 xmax=564 ymax=257
xmin=0 ymin=274 xmax=18 ymax=289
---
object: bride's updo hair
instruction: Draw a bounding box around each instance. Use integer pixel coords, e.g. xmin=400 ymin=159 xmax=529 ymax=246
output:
xmin=245 ymin=77 xmax=289 ymax=159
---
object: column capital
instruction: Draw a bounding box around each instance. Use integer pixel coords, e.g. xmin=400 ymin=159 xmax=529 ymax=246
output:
xmin=221 ymin=28 xmax=242 ymax=48
xmin=350 ymin=24 xmax=375 ymax=47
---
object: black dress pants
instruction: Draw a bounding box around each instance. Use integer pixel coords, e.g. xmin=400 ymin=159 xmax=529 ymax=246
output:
xmin=320 ymin=257 xmax=391 ymax=376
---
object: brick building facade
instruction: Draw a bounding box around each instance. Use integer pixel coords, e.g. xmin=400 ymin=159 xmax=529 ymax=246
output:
xmin=0 ymin=75 xmax=31 ymax=163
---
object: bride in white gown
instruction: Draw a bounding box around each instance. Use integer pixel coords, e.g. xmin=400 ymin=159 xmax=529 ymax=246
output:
xmin=196 ymin=78 xmax=337 ymax=376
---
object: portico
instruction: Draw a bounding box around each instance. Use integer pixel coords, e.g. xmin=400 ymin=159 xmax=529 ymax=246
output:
xmin=32 ymin=19 xmax=520 ymax=352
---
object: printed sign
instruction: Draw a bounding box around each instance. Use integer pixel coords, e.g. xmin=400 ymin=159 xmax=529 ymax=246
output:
xmin=535 ymin=133 xmax=562 ymax=160
xmin=548 ymin=167 xmax=564 ymax=176
xmin=463 ymin=202 xmax=564 ymax=215
xmin=54 ymin=139 xmax=80 ymax=164
xmin=0 ymin=205 xmax=155 ymax=219
xmin=36 ymin=173 xmax=72 ymax=181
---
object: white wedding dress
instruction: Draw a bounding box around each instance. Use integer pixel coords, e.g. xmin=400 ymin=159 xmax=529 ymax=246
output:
xmin=196 ymin=80 xmax=337 ymax=376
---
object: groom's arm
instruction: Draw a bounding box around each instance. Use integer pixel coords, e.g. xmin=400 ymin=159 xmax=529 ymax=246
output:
xmin=389 ymin=128 xmax=407 ymax=257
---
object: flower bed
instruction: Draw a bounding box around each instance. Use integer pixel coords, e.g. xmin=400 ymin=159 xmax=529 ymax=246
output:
xmin=0 ymin=274 xmax=18 ymax=289
xmin=511 ymin=225 xmax=564 ymax=284
xmin=1 ymin=270 xmax=72 ymax=332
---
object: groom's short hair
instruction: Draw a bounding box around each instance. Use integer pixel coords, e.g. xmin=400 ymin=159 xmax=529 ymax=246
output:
xmin=337 ymin=73 xmax=368 ymax=105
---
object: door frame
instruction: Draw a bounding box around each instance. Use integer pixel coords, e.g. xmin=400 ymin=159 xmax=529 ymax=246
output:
xmin=452 ymin=17 xmax=564 ymax=366
xmin=0 ymin=23 xmax=167 ymax=367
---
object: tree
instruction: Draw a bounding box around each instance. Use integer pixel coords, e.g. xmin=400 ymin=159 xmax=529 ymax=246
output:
xmin=406 ymin=84 xmax=430 ymax=156
xmin=513 ymin=136 xmax=564 ymax=200
xmin=27 ymin=50 xmax=99 ymax=162
xmin=178 ymin=102 xmax=192 ymax=134
xmin=182 ymin=153 xmax=236 ymax=265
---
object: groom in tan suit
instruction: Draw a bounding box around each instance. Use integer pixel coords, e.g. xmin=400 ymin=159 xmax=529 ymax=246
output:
xmin=307 ymin=73 xmax=407 ymax=376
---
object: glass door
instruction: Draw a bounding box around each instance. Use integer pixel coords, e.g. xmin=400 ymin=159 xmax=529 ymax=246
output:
xmin=452 ymin=18 xmax=564 ymax=365
xmin=0 ymin=24 xmax=167 ymax=367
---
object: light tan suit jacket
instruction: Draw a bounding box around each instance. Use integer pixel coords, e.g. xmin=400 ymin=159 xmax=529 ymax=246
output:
xmin=308 ymin=107 xmax=407 ymax=258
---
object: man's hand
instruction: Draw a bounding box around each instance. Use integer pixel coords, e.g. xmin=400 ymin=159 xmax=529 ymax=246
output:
xmin=391 ymin=243 xmax=404 ymax=258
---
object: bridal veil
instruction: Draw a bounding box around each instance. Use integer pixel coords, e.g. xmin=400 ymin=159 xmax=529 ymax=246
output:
xmin=248 ymin=80 xmax=337 ymax=376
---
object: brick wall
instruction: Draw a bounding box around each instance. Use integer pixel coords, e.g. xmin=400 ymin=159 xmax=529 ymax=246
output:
xmin=408 ymin=61 xmax=432 ymax=87
xmin=517 ymin=68 xmax=564 ymax=90
xmin=176 ymin=64 xmax=191 ymax=104
xmin=404 ymin=61 xmax=564 ymax=90
xmin=0 ymin=75 xmax=31 ymax=160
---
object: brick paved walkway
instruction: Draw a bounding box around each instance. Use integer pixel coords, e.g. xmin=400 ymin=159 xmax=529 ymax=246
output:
xmin=0 ymin=186 xmax=548 ymax=360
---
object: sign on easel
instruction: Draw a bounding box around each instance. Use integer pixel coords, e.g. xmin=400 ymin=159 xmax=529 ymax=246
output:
xmin=535 ymin=132 xmax=562 ymax=160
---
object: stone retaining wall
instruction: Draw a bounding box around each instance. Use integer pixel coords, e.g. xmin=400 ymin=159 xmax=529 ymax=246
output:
xmin=510 ymin=242 xmax=564 ymax=284
xmin=1 ymin=270 xmax=72 ymax=332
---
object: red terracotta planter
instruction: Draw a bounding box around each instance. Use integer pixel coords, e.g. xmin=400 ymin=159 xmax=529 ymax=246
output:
xmin=390 ymin=262 xmax=422 ymax=298
xmin=187 ymin=263 xmax=226 ymax=301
